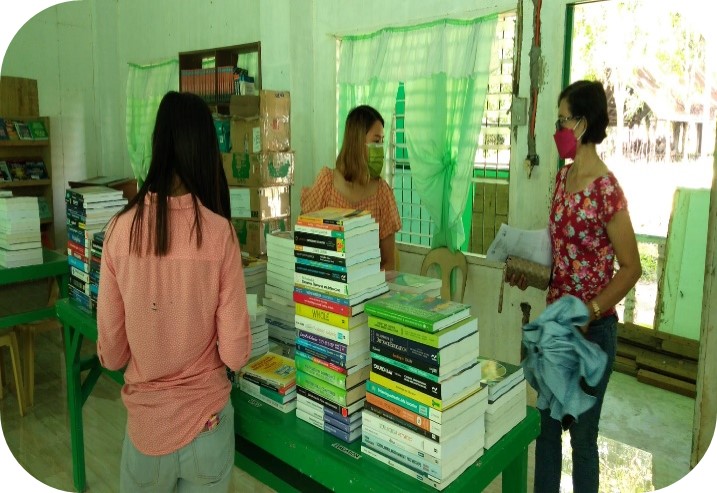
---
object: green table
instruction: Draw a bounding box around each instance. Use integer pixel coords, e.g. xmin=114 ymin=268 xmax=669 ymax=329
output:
xmin=56 ymin=299 xmax=540 ymax=492
xmin=233 ymin=391 xmax=539 ymax=493
xmin=0 ymin=249 xmax=69 ymax=329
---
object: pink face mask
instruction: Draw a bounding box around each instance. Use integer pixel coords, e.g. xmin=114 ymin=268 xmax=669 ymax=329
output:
xmin=553 ymin=128 xmax=578 ymax=160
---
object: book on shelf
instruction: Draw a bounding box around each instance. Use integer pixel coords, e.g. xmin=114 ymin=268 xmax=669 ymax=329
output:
xmin=24 ymin=160 xmax=48 ymax=180
xmin=297 ymin=207 xmax=374 ymax=230
xmin=0 ymin=119 xmax=8 ymax=140
xmin=294 ymin=229 xmax=379 ymax=254
xmin=294 ymin=270 xmax=386 ymax=297
xmin=13 ymin=121 xmax=33 ymax=141
xmin=7 ymin=161 xmax=28 ymax=181
xmin=295 ymin=371 xmax=366 ymax=407
xmin=0 ymin=161 xmax=11 ymax=181
xmin=294 ymin=314 xmax=368 ymax=346
xmin=239 ymin=352 xmax=296 ymax=393
xmin=370 ymin=357 xmax=482 ymax=402
xmin=294 ymin=352 xmax=370 ymax=389
xmin=26 ymin=120 xmax=49 ymax=140
xmin=4 ymin=120 xmax=18 ymax=140
xmin=384 ymin=270 xmax=442 ymax=296
xmin=37 ymin=197 xmax=52 ymax=221
xmin=238 ymin=381 xmax=297 ymax=413
xmin=296 ymin=384 xmax=365 ymax=418
xmin=238 ymin=375 xmax=297 ymax=404
xmin=478 ymin=357 xmax=525 ymax=400
xmin=294 ymin=302 xmax=368 ymax=330
xmin=65 ymin=186 xmax=124 ymax=204
xmin=364 ymin=292 xmax=471 ymax=333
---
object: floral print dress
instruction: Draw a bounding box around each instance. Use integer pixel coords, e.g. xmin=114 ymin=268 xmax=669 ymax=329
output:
xmin=547 ymin=165 xmax=628 ymax=317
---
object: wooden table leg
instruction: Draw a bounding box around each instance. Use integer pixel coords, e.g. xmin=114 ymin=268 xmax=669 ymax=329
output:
xmin=64 ymin=322 xmax=86 ymax=492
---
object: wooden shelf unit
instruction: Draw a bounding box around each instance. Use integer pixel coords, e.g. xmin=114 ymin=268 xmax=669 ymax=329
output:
xmin=0 ymin=115 xmax=55 ymax=248
xmin=179 ymin=42 xmax=261 ymax=115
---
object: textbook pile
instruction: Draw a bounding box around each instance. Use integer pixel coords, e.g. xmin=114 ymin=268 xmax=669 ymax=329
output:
xmin=292 ymin=207 xmax=388 ymax=443
xmin=0 ymin=194 xmax=43 ymax=267
xmin=478 ymin=357 xmax=527 ymax=449
xmin=361 ymin=291 xmax=487 ymax=490
xmin=247 ymin=294 xmax=269 ymax=359
xmin=241 ymin=251 xmax=267 ymax=302
xmin=263 ymin=230 xmax=297 ymax=346
xmin=238 ymin=352 xmax=297 ymax=413
xmin=65 ymin=186 xmax=126 ymax=312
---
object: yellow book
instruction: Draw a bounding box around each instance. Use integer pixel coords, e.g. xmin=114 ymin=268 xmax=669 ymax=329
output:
xmin=294 ymin=302 xmax=367 ymax=329
xmin=240 ymin=352 xmax=296 ymax=391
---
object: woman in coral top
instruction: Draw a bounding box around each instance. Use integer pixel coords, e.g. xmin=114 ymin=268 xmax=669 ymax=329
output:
xmin=301 ymin=105 xmax=402 ymax=270
xmin=97 ymin=91 xmax=251 ymax=492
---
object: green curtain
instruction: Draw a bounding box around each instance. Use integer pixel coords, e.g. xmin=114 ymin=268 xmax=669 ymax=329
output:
xmin=126 ymin=59 xmax=179 ymax=186
xmin=337 ymin=16 xmax=498 ymax=250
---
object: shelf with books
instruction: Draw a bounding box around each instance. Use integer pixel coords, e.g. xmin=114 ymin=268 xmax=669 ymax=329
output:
xmin=0 ymin=115 xmax=54 ymax=248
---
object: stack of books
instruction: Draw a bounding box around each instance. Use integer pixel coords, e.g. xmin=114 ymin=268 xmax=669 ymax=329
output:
xmin=247 ymin=294 xmax=269 ymax=359
xmin=264 ymin=230 xmax=297 ymax=346
xmin=0 ymin=195 xmax=43 ymax=267
xmin=65 ymin=186 xmax=126 ymax=312
xmin=86 ymin=231 xmax=105 ymax=312
xmin=238 ymin=352 xmax=297 ymax=413
xmin=479 ymin=358 xmax=527 ymax=449
xmin=384 ymin=270 xmax=442 ymax=297
xmin=292 ymin=207 xmax=388 ymax=443
xmin=241 ymin=251 xmax=267 ymax=302
xmin=361 ymin=291 xmax=488 ymax=490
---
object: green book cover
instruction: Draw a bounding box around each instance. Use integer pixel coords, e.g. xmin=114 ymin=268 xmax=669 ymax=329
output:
xmin=296 ymin=371 xmax=347 ymax=405
xmin=295 ymin=353 xmax=347 ymax=388
xmin=368 ymin=315 xmax=477 ymax=348
xmin=26 ymin=120 xmax=48 ymax=140
xmin=364 ymin=292 xmax=471 ymax=332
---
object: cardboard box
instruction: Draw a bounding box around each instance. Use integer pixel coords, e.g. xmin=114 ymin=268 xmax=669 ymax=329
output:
xmin=231 ymin=216 xmax=291 ymax=256
xmin=230 ymin=90 xmax=290 ymax=151
xmin=222 ymin=151 xmax=294 ymax=187
xmin=229 ymin=185 xmax=290 ymax=220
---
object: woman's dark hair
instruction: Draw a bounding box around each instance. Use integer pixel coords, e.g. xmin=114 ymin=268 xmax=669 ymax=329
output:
xmin=558 ymin=80 xmax=609 ymax=144
xmin=336 ymin=105 xmax=384 ymax=185
xmin=113 ymin=91 xmax=231 ymax=256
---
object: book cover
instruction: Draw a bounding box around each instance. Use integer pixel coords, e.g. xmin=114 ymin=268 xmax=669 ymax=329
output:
xmin=364 ymin=292 xmax=471 ymax=333
xmin=295 ymin=371 xmax=366 ymax=407
xmin=479 ymin=358 xmax=525 ymax=396
xmin=7 ymin=161 xmax=27 ymax=181
xmin=384 ymin=270 xmax=442 ymax=295
xmin=0 ymin=119 xmax=8 ymax=140
xmin=37 ymin=196 xmax=52 ymax=221
xmin=4 ymin=120 xmax=18 ymax=140
xmin=294 ymin=352 xmax=369 ymax=389
xmin=368 ymin=316 xmax=478 ymax=350
xmin=0 ymin=161 xmax=11 ymax=181
xmin=297 ymin=207 xmax=374 ymax=230
xmin=14 ymin=121 xmax=33 ymax=140
xmin=295 ymin=385 xmax=365 ymax=418
xmin=240 ymin=352 xmax=296 ymax=391
xmin=26 ymin=120 xmax=49 ymax=140
xmin=295 ymin=302 xmax=367 ymax=330
xmin=24 ymin=160 xmax=48 ymax=180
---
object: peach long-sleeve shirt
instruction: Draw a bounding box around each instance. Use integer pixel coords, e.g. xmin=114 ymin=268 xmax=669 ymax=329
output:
xmin=97 ymin=192 xmax=251 ymax=455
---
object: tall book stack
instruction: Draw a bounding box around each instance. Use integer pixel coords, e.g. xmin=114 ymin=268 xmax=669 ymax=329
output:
xmin=0 ymin=195 xmax=43 ymax=267
xmin=65 ymin=186 xmax=126 ymax=312
xmin=478 ymin=357 xmax=527 ymax=449
xmin=238 ymin=352 xmax=297 ymax=413
xmin=264 ymin=230 xmax=297 ymax=347
xmin=361 ymin=292 xmax=488 ymax=490
xmin=87 ymin=231 xmax=105 ymax=312
xmin=292 ymin=207 xmax=388 ymax=444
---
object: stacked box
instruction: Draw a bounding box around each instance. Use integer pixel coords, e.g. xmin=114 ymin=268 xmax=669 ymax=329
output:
xmin=225 ymin=91 xmax=294 ymax=257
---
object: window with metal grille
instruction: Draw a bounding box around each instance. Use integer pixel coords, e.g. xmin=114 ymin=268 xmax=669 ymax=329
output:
xmin=388 ymin=12 xmax=516 ymax=251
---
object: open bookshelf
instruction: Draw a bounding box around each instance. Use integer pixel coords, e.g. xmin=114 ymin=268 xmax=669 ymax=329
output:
xmin=179 ymin=42 xmax=261 ymax=115
xmin=0 ymin=115 xmax=54 ymax=248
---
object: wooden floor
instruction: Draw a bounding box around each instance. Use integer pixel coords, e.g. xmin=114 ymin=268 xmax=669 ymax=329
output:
xmin=0 ymin=283 xmax=695 ymax=492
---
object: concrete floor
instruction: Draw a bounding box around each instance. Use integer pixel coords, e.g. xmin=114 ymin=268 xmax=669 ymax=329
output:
xmin=0 ymin=280 xmax=697 ymax=492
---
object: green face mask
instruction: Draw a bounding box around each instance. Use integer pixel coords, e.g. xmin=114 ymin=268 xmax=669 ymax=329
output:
xmin=367 ymin=143 xmax=384 ymax=178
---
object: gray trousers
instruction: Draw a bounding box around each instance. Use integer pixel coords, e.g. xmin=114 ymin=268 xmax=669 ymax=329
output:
xmin=120 ymin=400 xmax=234 ymax=493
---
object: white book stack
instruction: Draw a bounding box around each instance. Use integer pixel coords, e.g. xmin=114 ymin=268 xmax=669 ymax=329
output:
xmin=241 ymin=252 xmax=267 ymax=303
xmin=0 ymin=196 xmax=43 ymax=267
xmin=264 ymin=230 xmax=296 ymax=346
xmin=480 ymin=358 xmax=527 ymax=449
xmin=247 ymin=294 xmax=269 ymax=359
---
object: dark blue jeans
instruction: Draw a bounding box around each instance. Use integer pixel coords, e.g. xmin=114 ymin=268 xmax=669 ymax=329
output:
xmin=533 ymin=314 xmax=617 ymax=493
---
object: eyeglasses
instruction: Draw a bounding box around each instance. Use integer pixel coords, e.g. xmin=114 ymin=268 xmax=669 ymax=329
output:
xmin=555 ymin=116 xmax=581 ymax=131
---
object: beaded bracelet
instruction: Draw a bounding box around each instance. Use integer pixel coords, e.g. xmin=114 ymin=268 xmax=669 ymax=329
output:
xmin=591 ymin=300 xmax=602 ymax=320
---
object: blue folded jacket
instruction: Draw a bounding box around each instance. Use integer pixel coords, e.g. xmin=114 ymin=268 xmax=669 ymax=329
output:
xmin=521 ymin=294 xmax=608 ymax=428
